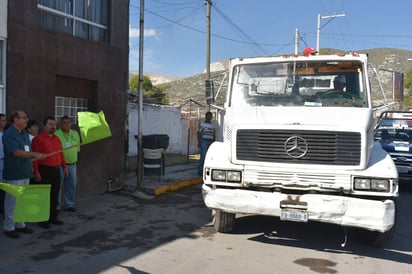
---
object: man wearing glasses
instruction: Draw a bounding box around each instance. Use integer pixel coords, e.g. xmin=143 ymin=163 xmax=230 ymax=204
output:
xmin=2 ymin=111 xmax=46 ymax=239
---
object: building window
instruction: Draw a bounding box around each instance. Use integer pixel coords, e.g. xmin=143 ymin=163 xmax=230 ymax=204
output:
xmin=38 ymin=0 xmax=108 ymax=43
xmin=55 ymin=96 xmax=88 ymax=124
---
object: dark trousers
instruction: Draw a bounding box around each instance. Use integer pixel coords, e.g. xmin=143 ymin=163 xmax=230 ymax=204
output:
xmin=34 ymin=165 xmax=61 ymax=221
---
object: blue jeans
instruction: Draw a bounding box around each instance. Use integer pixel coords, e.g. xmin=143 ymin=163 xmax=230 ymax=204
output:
xmin=58 ymin=164 xmax=77 ymax=210
xmin=3 ymin=178 xmax=30 ymax=231
xmin=199 ymin=139 xmax=214 ymax=174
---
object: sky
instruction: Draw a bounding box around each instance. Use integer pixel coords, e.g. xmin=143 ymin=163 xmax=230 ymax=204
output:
xmin=129 ymin=0 xmax=412 ymax=77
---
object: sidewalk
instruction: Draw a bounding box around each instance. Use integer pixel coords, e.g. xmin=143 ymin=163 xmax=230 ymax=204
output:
xmin=123 ymin=161 xmax=203 ymax=196
xmin=0 ymin=176 xmax=207 ymax=273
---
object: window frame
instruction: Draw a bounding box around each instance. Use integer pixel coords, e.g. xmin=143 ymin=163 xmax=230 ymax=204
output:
xmin=55 ymin=96 xmax=89 ymax=124
xmin=38 ymin=0 xmax=108 ymax=43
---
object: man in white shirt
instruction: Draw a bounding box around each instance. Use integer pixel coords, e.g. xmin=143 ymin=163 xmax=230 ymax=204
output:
xmin=197 ymin=112 xmax=215 ymax=176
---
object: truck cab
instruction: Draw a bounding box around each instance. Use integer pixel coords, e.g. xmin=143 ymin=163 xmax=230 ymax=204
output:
xmin=202 ymin=53 xmax=398 ymax=246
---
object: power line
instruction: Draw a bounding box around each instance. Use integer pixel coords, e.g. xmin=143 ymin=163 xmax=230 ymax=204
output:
xmin=132 ymin=2 xmax=288 ymax=51
xmin=150 ymin=0 xmax=199 ymax=5
xmin=130 ymin=2 xmax=203 ymax=29
xmin=304 ymin=31 xmax=412 ymax=49
xmin=211 ymin=3 xmax=269 ymax=55
xmin=271 ymin=37 xmax=296 ymax=56
xmin=313 ymin=32 xmax=412 ymax=39
xmin=142 ymin=7 xmax=289 ymax=49
xmin=338 ymin=0 xmax=353 ymax=50
xmin=131 ymin=2 xmax=412 ymax=55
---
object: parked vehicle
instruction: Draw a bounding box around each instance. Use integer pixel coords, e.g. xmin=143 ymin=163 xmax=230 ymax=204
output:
xmin=375 ymin=111 xmax=412 ymax=179
xmin=202 ymin=52 xmax=398 ymax=246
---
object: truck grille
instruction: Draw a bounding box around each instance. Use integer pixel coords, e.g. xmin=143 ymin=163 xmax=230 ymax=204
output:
xmin=390 ymin=153 xmax=412 ymax=170
xmin=236 ymin=129 xmax=361 ymax=165
xmin=243 ymin=169 xmax=349 ymax=187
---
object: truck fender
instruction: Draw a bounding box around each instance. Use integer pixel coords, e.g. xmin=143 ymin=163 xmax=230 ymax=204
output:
xmin=204 ymin=142 xmax=240 ymax=170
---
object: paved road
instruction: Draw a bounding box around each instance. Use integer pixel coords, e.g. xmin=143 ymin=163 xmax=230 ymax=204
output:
xmin=1 ymin=184 xmax=411 ymax=273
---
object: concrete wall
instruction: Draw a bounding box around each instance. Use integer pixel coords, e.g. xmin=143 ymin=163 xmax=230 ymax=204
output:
xmin=128 ymin=103 xmax=199 ymax=156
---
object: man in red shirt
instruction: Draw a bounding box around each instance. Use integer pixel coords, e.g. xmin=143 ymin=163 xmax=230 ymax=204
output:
xmin=32 ymin=116 xmax=67 ymax=228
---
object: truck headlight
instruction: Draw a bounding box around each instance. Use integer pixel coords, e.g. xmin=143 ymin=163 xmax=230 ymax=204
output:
xmin=227 ymin=171 xmax=241 ymax=182
xmin=353 ymin=177 xmax=390 ymax=192
xmin=371 ymin=179 xmax=390 ymax=192
xmin=212 ymin=170 xmax=226 ymax=181
xmin=354 ymin=178 xmax=370 ymax=190
xmin=211 ymin=170 xmax=242 ymax=183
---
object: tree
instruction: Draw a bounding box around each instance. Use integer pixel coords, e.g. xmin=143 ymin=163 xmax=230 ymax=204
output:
xmin=128 ymin=75 xmax=169 ymax=104
xmin=129 ymin=75 xmax=153 ymax=93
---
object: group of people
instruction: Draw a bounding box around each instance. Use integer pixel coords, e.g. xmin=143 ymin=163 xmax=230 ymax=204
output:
xmin=1 ymin=111 xmax=80 ymax=239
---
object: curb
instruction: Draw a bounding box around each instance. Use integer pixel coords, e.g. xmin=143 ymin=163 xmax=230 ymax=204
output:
xmin=152 ymin=177 xmax=203 ymax=196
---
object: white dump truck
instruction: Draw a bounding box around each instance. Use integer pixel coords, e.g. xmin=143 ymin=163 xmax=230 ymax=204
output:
xmin=202 ymin=52 xmax=398 ymax=245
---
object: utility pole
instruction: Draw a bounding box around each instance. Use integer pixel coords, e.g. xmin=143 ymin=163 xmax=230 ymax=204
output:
xmin=205 ymin=0 xmax=211 ymax=80
xmin=294 ymin=28 xmax=299 ymax=55
xmin=316 ymin=12 xmax=346 ymax=53
xmin=136 ymin=0 xmax=145 ymax=191
xmin=205 ymin=0 xmax=211 ymax=111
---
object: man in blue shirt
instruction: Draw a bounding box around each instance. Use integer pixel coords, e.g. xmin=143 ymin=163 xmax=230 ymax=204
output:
xmin=2 ymin=111 xmax=45 ymax=239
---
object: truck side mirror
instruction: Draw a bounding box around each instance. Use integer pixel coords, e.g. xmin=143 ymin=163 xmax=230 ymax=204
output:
xmin=205 ymin=79 xmax=215 ymax=105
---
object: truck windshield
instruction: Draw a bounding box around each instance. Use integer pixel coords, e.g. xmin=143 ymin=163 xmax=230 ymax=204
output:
xmin=230 ymin=60 xmax=368 ymax=108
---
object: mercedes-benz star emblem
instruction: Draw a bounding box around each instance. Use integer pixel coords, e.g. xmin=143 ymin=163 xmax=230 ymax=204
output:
xmin=284 ymin=135 xmax=308 ymax=159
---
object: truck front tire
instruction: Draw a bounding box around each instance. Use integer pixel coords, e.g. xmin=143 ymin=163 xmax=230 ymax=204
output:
xmin=213 ymin=210 xmax=235 ymax=233
xmin=353 ymin=199 xmax=397 ymax=246
xmin=353 ymin=225 xmax=396 ymax=246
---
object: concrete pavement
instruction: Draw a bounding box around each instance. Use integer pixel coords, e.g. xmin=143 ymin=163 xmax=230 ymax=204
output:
xmin=123 ymin=162 xmax=203 ymax=196
xmin=0 ymin=161 xmax=206 ymax=273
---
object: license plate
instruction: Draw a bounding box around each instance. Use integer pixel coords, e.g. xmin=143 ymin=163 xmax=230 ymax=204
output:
xmin=280 ymin=210 xmax=308 ymax=222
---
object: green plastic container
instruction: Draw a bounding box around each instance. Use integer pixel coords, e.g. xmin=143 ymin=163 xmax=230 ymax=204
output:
xmin=14 ymin=184 xmax=51 ymax=222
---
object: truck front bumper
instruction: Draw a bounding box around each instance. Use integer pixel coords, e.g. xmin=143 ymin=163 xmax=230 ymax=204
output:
xmin=202 ymin=185 xmax=395 ymax=233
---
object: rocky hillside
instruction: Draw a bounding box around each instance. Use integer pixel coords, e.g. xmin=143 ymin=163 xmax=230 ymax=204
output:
xmin=163 ymin=71 xmax=227 ymax=108
xmin=129 ymin=71 xmax=181 ymax=85
xmin=148 ymin=48 xmax=412 ymax=112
